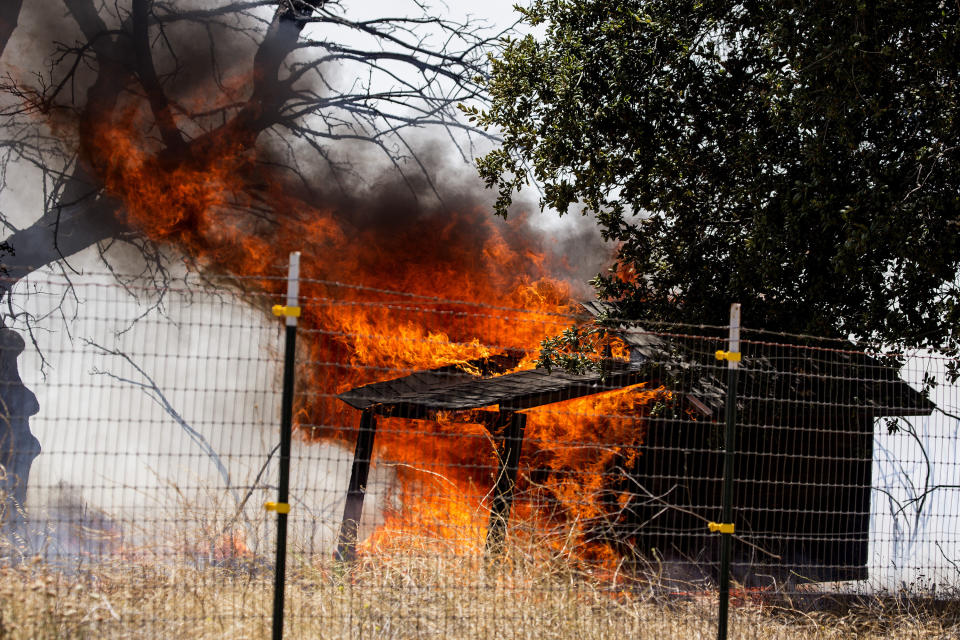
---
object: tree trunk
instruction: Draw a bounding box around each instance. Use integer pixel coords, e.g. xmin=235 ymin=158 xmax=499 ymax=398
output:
xmin=0 ymin=328 xmax=40 ymax=536
xmin=0 ymin=0 xmax=23 ymax=59
xmin=0 ymin=196 xmax=123 ymax=537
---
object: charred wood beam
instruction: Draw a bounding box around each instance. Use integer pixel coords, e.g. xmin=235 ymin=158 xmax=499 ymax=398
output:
xmin=500 ymin=369 xmax=645 ymax=412
xmin=485 ymin=410 xmax=527 ymax=557
xmin=334 ymin=408 xmax=377 ymax=563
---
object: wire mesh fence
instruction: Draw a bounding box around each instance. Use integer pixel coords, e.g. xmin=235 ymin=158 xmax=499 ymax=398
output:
xmin=1 ymin=266 xmax=959 ymax=638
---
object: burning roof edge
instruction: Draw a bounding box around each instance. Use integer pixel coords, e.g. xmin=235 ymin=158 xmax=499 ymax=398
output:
xmin=334 ymin=300 xmax=934 ymax=420
xmin=336 ymin=358 xmax=647 ymax=417
xmin=580 ymin=300 xmax=935 ymax=418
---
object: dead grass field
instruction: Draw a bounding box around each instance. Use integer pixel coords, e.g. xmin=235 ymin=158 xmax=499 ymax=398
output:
xmin=0 ymin=544 xmax=957 ymax=640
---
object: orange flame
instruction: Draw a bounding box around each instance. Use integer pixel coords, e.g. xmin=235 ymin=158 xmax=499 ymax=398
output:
xmin=213 ymin=529 xmax=252 ymax=562
xmin=85 ymin=98 xmax=662 ymax=571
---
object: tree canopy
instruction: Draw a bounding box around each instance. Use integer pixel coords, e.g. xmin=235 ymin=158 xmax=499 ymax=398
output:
xmin=474 ymin=0 xmax=960 ymax=352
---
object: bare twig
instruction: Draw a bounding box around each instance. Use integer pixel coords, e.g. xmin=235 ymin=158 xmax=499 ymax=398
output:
xmin=83 ymin=339 xmax=241 ymax=508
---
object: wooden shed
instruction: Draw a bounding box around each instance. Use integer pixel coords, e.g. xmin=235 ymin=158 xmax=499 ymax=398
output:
xmin=584 ymin=301 xmax=936 ymax=582
xmin=334 ymin=302 xmax=934 ymax=582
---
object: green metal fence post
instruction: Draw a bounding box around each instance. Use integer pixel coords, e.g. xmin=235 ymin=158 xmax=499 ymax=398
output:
xmin=715 ymin=303 xmax=740 ymax=640
xmin=268 ymin=251 xmax=301 ymax=640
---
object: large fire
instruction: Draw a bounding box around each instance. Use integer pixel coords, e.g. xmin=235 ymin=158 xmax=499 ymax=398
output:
xmin=85 ymin=97 xmax=663 ymax=569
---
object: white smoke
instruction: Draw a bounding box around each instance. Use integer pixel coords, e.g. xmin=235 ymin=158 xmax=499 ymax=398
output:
xmin=12 ymin=262 xmax=390 ymax=563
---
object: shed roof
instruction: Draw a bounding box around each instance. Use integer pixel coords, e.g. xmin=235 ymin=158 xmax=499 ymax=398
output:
xmin=583 ymin=300 xmax=935 ymax=418
xmin=337 ymin=359 xmax=645 ymax=418
xmin=336 ymin=301 xmax=935 ymax=419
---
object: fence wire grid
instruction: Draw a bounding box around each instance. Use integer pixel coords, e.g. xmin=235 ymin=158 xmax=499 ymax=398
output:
xmin=0 ymin=267 xmax=958 ymax=639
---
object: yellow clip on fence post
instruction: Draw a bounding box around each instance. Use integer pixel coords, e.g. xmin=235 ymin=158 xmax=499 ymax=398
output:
xmin=708 ymin=521 xmax=735 ymax=534
xmin=272 ymin=305 xmax=301 ymax=318
xmin=715 ymin=350 xmax=741 ymax=362
xmin=265 ymin=501 xmax=291 ymax=514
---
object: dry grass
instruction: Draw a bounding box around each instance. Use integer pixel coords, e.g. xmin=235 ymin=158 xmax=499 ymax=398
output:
xmin=0 ymin=542 xmax=957 ymax=640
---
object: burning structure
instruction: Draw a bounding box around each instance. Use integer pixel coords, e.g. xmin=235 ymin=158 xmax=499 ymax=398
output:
xmin=334 ymin=300 xmax=934 ymax=583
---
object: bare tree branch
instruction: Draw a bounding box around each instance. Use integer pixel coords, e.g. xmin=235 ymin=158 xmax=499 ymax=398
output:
xmin=185 ymin=3 xmax=322 ymax=157
xmin=0 ymin=195 xmax=124 ymax=299
xmin=131 ymin=0 xmax=185 ymax=153
xmin=84 ymin=338 xmax=241 ymax=507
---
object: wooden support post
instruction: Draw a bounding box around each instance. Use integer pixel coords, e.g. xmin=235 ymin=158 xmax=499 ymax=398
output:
xmin=335 ymin=408 xmax=378 ymax=563
xmin=485 ymin=410 xmax=527 ymax=556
